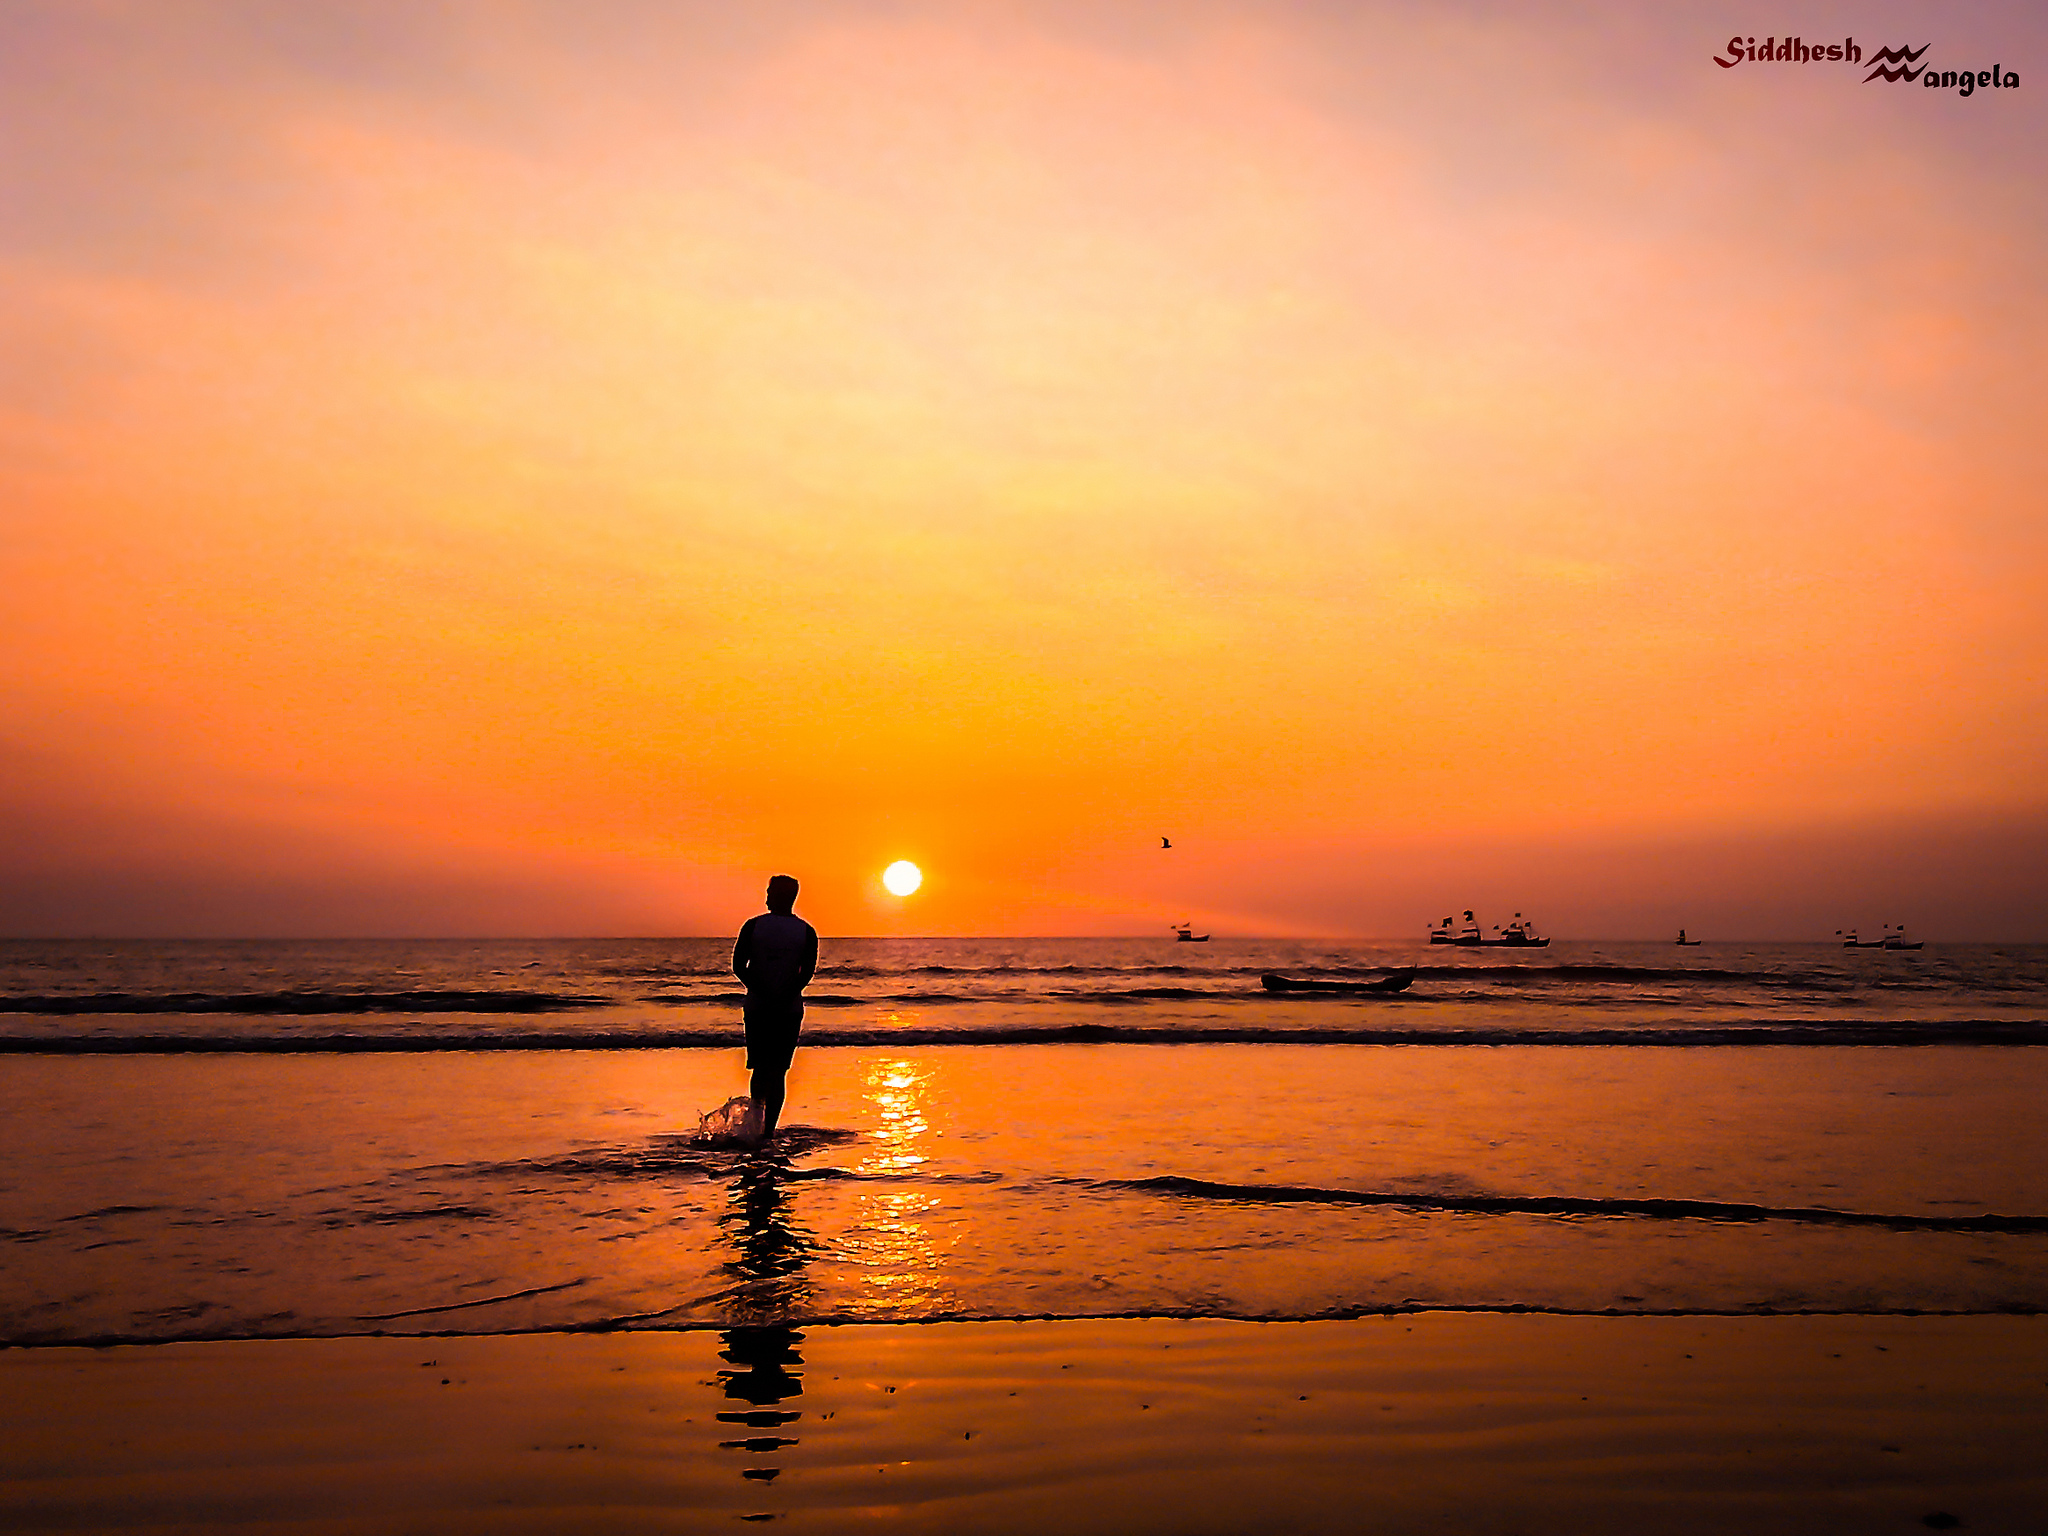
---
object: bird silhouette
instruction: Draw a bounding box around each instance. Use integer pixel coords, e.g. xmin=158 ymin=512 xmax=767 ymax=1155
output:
xmin=1161 ymin=837 xmax=1172 ymax=848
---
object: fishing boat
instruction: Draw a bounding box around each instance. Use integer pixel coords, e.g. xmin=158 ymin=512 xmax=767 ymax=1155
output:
xmin=1488 ymin=914 xmax=1550 ymax=948
xmin=1172 ymin=924 xmax=1211 ymax=943
xmin=1675 ymin=930 xmax=1701 ymax=946
xmin=1837 ymin=930 xmax=1887 ymax=949
xmin=1431 ymin=910 xmax=1549 ymax=947
xmin=1432 ymin=911 xmax=1485 ymax=945
xmin=1880 ymin=925 xmax=1924 ymax=951
xmin=1262 ymin=970 xmax=1415 ymax=995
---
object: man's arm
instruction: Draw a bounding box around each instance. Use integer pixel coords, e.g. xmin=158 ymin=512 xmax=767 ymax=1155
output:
xmin=797 ymin=926 xmax=818 ymax=991
xmin=733 ymin=918 xmax=754 ymax=986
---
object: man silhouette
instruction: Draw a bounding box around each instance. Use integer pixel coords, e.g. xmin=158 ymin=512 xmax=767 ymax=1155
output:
xmin=732 ymin=874 xmax=818 ymax=1139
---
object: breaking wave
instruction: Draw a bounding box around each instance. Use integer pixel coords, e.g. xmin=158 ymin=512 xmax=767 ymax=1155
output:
xmin=0 ymin=989 xmax=610 ymax=1015
xmin=6 ymin=1019 xmax=2048 ymax=1052
xmin=1074 ymin=1175 xmax=2048 ymax=1234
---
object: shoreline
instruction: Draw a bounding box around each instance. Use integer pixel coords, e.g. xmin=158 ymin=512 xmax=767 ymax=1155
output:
xmin=6 ymin=1313 xmax=2045 ymax=1533
xmin=7 ymin=1021 xmax=2048 ymax=1051
xmin=10 ymin=1300 xmax=2048 ymax=1354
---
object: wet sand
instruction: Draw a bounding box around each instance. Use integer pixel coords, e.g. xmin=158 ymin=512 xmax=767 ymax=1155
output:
xmin=5 ymin=1313 xmax=2046 ymax=1534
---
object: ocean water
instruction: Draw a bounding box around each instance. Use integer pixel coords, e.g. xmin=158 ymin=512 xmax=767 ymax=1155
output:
xmin=3 ymin=938 xmax=2045 ymax=1346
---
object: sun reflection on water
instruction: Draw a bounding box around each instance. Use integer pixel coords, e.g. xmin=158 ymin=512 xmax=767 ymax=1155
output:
xmin=846 ymin=1057 xmax=956 ymax=1313
xmin=863 ymin=1059 xmax=932 ymax=1175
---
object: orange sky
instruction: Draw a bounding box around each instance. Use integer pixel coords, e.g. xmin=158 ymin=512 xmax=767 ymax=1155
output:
xmin=3 ymin=2 xmax=2045 ymax=938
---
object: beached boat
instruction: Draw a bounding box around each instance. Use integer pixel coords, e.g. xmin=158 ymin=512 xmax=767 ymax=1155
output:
xmin=1262 ymin=970 xmax=1415 ymax=994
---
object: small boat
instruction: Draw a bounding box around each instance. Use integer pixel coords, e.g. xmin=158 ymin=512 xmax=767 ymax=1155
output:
xmin=1837 ymin=930 xmax=1887 ymax=949
xmin=1172 ymin=924 xmax=1211 ymax=943
xmin=1880 ymin=925 xmax=1924 ymax=951
xmin=1675 ymin=930 xmax=1701 ymax=946
xmin=1262 ymin=970 xmax=1415 ymax=995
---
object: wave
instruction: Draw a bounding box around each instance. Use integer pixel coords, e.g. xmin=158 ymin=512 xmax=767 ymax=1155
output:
xmin=644 ymin=990 xmax=1015 ymax=1008
xmin=7 ymin=963 xmax=2013 ymax=1021
xmin=1076 ymin=1176 xmax=2048 ymax=1234
xmin=639 ymin=981 xmax=2009 ymax=1011
xmin=356 ymin=1278 xmax=589 ymax=1322
xmin=27 ymin=1295 xmax=2048 ymax=1349
xmin=645 ymin=983 xmax=1421 ymax=1006
xmin=631 ymin=963 xmax=1242 ymax=983
xmin=0 ymin=989 xmax=611 ymax=1015
xmin=639 ymin=987 xmax=1242 ymax=1007
xmin=448 ymin=1136 xmax=2048 ymax=1233
xmin=821 ymin=963 xmax=1225 ymax=978
xmin=7 ymin=1019 xmax=2048 ymax=1052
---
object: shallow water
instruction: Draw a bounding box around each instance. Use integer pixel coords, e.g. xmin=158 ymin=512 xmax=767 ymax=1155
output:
xmin=5 ymin=1039 xmax=2046 ymax=1344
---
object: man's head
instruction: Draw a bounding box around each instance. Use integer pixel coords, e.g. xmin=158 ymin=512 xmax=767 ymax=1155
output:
xmin=765 ymin=874 xmax=799 ymax=913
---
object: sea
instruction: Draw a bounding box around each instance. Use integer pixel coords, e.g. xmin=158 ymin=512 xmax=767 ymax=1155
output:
xmin=4 ymin=937 xmax=2046 ymax=1347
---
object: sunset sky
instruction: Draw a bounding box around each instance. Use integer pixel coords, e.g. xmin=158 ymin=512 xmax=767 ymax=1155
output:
xmin=4 ymin=1 xmax=2045 ymax=938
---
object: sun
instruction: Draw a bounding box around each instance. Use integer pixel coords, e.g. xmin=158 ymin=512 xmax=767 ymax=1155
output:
xmin=882 ymin=860 xmax=923 ymax=897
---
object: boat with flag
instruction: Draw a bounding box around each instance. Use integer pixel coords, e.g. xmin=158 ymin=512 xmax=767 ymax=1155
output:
xmin=1429 ymin=911 xmax=1549 ymax=947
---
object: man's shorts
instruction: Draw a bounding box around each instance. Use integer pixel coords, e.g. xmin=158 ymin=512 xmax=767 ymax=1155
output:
xmin=743 ymin=997 xmax=804 ymax=1073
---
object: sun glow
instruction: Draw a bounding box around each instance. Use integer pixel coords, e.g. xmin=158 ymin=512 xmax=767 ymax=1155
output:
xmin=2 ymin=8 xmax=2043 ymax=941
xmin=882 ymin=861 xmax=924 ymax=897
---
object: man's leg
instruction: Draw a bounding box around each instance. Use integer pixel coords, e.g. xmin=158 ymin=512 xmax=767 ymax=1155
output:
xmin=750 ymin=1067 xmax=787 ymax=1137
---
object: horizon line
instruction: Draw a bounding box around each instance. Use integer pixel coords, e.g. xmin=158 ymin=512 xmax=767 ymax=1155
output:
xmin=0 ymin=933 xmax=2009 ymax=945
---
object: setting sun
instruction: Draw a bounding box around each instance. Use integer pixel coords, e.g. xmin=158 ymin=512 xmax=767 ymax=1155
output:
xmin=882 ymin=861 xmax=924 ymax=897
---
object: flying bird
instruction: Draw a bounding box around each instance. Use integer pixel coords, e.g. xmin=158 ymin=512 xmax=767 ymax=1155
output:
xmin=1161 ymin=837 xmax=1172 ymax=848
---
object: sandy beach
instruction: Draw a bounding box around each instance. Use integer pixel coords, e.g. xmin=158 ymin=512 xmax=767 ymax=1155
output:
xmin=6 ymin=1312 xmax=2046 ymax=1534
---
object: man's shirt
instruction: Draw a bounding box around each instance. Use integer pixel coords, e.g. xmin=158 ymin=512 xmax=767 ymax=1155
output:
xmin=733 ymin=912 xmax=818 ymax=1003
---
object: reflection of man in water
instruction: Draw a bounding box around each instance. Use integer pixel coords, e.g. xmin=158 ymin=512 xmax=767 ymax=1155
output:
xmin=721 ymin=1152 xmax=816 ymax=1317
xmin=732 ymin=874 xmax=818 ymax=1139
xmin=715 ymin=1155 xmax=813 ymax=1492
